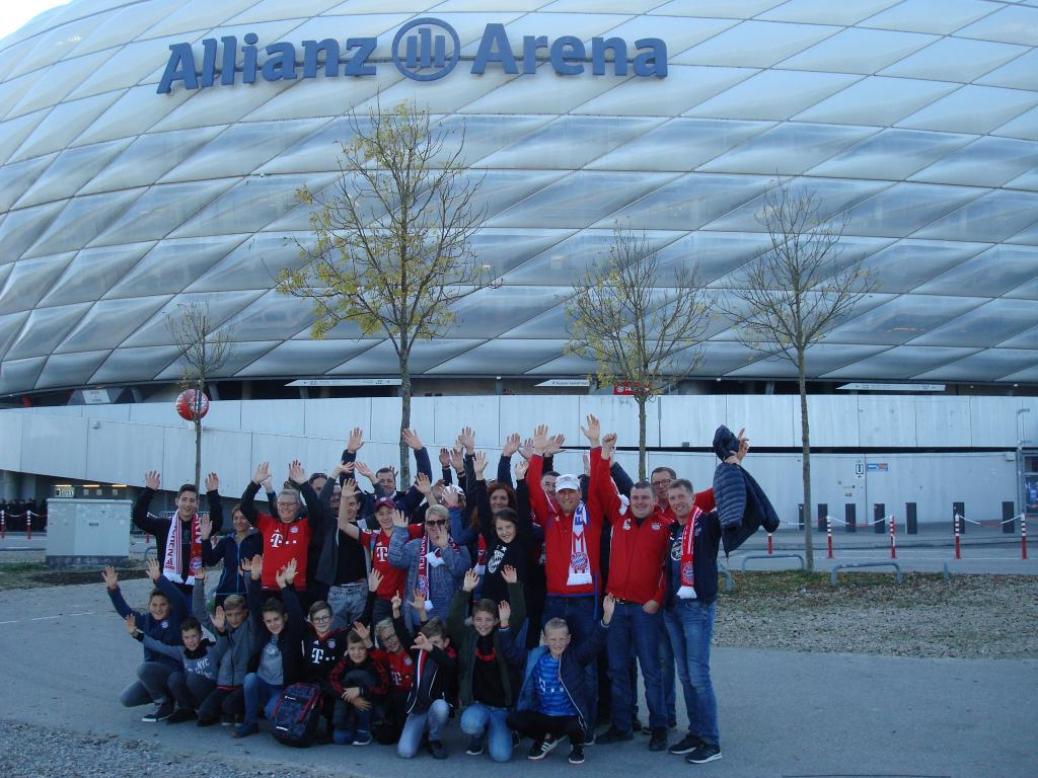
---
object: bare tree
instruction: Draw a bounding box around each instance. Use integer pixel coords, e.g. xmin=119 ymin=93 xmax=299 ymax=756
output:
xmin=166 ymin=302 xmax=231 ymax=491
xmin=566 ymin=226 xmax=707 ymax=479
xmin=719 ymin=184 xmax=874 ymax=571
xmin=278 ymin=101 xmax=493 ymax=483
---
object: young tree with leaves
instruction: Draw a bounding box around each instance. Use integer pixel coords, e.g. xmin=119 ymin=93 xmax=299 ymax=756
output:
xmin=566 ymin=226 xmax=707 ymax=480
xmin=719 ymin=184 xmax=874 ymax=571
xmin=166 ymin=302 xmax=231 ymax=491
xmin=278 ymin=101 xmax=492 ymax=482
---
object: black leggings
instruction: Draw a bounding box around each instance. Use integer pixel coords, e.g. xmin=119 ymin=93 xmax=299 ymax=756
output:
xmin=507 ymin=710 xmax=584 ymax=745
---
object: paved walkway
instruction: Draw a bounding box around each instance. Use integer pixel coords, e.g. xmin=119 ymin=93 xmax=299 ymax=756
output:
xmin=0 ymin=579 xmax=1033 ymax=777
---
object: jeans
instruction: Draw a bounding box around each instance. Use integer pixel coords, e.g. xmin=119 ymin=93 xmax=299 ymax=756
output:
xmin=663 ymin=600 xmax=718 ymax=747
xmin=168 ymin=671 xmax=216 ymax=710
xmin=543 ymin=595 xmax=598 ymax=728
xmin=198 ymin=686 xmax=243 ymax=723
xmin=659 ymin=618 xmax=677 ymax=726
xmin=242 ymin=673 xmax=282 ymax=726
xmin=119 ymin=661 xmax=174 ymax=706
xmin=327 ymin=581 xmax=369 ymax=631
xmin=461 ymin=703 xmax=513 ymax=762
xmin=334 ymin=700 xmax=373 ymax=737
xmin=397 ymin=699 xmax=450 ymax=758
xmin=607 ymin=601 xmax=666 ymax=731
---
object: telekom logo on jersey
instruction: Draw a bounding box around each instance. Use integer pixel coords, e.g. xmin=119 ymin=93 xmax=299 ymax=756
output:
xmin=157 ymin=17 xmax=668 ymax=94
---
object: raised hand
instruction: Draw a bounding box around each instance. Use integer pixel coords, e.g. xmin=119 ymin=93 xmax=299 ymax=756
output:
xmin=346 ymin=427 xmax=364 ymax=454
xmin=368 ymin=568 xmax=383 ymax=593
xmin=602 ymin=432 xmax=617 ymax=460
xmin=546 ymin=433 xmax=566 ymax=456
xmin=518 ymin=437 xmax=534 ymax=461
xmin=502 ymin=433 xmax=521 ymax=458
xmin=252 ymin=461 xmax=270 ymax=485
xmin=288 ymin=459 xmax=306 ymax=485
xmin=283 ymin=557 xmax=297 ymax=586
xmin=441 ymin=485 xmax=461 ymax=508
xmin=391 ymin=592 xmax=403 ymax=616
xmin=145 ymin=559 xmax=161 ymax=582
xmin=275 ymin=565 xmax=287 ymax=590
xmin=412 ymin=632 xmax=433 ymax=653
xmin=498 ymin=600 xmax=511 ymax=627
xmin=515 ymin=459 xmax=529 ymax=481
xmin=473 ymin=451 xmax=487 ymax=479
xmin=101 ymin=565 xmax=119 ymax=590
xmin=501 ymin=564 xmax=518 ymax=585
xmin=144 ymin=470 xmax=161 ymax=491
xmin=737 ymin=427 xmax=750 ymax=462
xmin=462 ymin=568 xmax=480 ymax=593
xmin=205 ymin=472 xmax=219 ymax=492
xmin=212 ymin=605 xmax=226 ymax=632
xmin=124 ymin=613 xmax=137 ymax=636
xmin=532 ymin=425 xmax=550 ymax=455
xmin=458 ymin=426 xmax=476 ymax=455
xmin=402 ymin=428 xmax=423 ymax=451
xmin=261 ymin=475 xmax=274 ymax=493
xmin=580 ymin=414 xmax=601 ymax=447
xmin=410 ymin=588 xmax=428 ymax=618
xmin=249 ymin=554 xmax=263 ymax=581
xmin=200 ymin=515 xmax=213 ymax=541
xmin=582 ymin=452 xmax=590 ymax=475
xmin=392 ymin=509 xmax=408 ymax=529
xmin=352 ymin=621 xmax=371 ymax=643
xmin=415 ymin=472 xmax=433 ymax=496
xmin=438 ymin=447 xmax=451 ymax=468
xmin=449 ymin=446 xmax=464 ymax=473
xmin=354 ymin=461 xmax=375 ymax=481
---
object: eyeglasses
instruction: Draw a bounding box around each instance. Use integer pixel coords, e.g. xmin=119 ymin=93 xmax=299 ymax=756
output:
xmin=651 ymin=478 xmax=672 ymax=487
xmin=311 ymin=614 xmax=331 ymax=623
xmin=425 ymin=520 xmax=447 ymax=527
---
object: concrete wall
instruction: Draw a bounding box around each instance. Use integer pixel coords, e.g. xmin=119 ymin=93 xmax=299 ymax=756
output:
xmin=3 ymin=394 xmax=1033 ymax=525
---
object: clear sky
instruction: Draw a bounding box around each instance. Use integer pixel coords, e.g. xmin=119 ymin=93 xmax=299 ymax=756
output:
xmin=0 ymin=0 xmax=72 ymax=41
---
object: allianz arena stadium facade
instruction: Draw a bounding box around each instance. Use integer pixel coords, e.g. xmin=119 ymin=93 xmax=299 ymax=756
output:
xmin=1 ymin=0 xmax=1038 ymax=398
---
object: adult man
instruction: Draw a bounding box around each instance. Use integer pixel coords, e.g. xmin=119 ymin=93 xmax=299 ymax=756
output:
xmin=527 ymin=423 xmax=605 ymax=735
xmin=650 ymin=467 xmax=677 ymax=521
xmin=133 ymin=471 xmax=223 ymax=596
xmin=341 ymin=426 xmax=433 ymax=518
xmin=313 ymin=465 xmax=369 ymax=631
xmin=588 ymin=418 xmax=670 ymax=752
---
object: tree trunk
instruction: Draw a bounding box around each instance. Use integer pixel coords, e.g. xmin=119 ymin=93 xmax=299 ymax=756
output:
xmin=637 ymin=396 xmax=648 ymax=481
xmin=798 ymin=353 xmax=814 ymax=572
xmin=399 ymin=353 xmax=411 ymax=485
xmin=194 ymin=379 xmax=204 ymax=491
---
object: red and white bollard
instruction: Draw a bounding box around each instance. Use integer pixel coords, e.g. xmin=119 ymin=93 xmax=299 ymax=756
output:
xmin=767 ymin=532 xmax=773 ymax=555
xmin=889 ymin=514 xmax=897 ymax=560
xmin=954 ymin=514 xmax=962 ymax=560
xmin=25 ymin=512 xmax=32 ymax=541
xmin=1022 ymin=514 xmax=1028 ymax=561
xmin=0 ymin=509 xmax=5 ymax=540
xmin=826 ymin=516 xmax=834 ymax=559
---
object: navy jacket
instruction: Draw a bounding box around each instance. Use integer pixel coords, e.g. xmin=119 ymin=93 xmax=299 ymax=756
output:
xmin=108 ymin=575 xmax=187 ymax=668
xmin=202 ymin=530 xmax=262 ymax=597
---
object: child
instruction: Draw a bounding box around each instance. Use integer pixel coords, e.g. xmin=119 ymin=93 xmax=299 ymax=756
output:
xmin=448 ymin=565 xmax=527 ymax=762
xmin=234 ymin=555 xmax=306 ymax=738
xmin=508 ymin=594 xmax=615 ymax=766
xmin=200 ymin=505 xmax=260 ymax=605
xmin=328 ymin=626 xmax=389 ymax=745
xmin=396 ymin=617 xmax=457 ymax=760
xmin=126 ymin=611 xmax=226 ymax=724
xmin=368 ymin=594 xmax=416 ymax=745
xmin=103 ymin=560 xmax=187 ymax=722
xmin=193 ymin=569 xmax=255 ymax=727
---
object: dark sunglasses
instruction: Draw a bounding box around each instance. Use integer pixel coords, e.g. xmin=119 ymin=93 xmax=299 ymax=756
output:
xmin=425 ymin=519 xmax=447 ymax=527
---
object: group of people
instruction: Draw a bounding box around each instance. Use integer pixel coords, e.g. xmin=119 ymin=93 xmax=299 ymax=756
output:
xmin=110 ymin=418 xmax=778 ymax=766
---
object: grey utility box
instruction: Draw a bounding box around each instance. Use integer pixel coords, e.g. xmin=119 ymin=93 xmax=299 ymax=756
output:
xmin=46 ymin=499 xmax=132 ymax=568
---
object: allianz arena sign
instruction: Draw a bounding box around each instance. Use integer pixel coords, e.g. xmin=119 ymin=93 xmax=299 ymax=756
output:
xmin=157 ymin=17 xmax=668 ymax=94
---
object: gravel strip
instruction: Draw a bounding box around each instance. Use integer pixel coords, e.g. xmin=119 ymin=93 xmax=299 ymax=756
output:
xmin=715 ymin=573 xmax=1038 ymax=659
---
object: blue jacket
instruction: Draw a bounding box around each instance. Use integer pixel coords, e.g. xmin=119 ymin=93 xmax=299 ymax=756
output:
xmin=201 ymin=530 xmax=262 ymax=597
xmin=108 ymin=575 xmax=187 ymax=668
xmin=510 ymin=620 xmax=608 ymax=739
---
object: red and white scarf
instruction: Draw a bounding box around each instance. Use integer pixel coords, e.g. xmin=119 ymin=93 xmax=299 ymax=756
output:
xmin=163 ymin=514 xmax=203 ymax=585
xmin=417 ymin=535 xmax=458 ymax=611
xmin=566 ymin=501 xmax=592 ymax=587
xmin=475 ymin=535 xmax=487 ymax=576
xmin=677 ymin=507 xmax=702 ymax=599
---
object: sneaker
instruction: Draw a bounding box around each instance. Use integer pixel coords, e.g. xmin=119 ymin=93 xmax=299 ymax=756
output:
xmin=649 ymin=727 xmax=668 ymax=752
xmin=686 ymin=744 xmax=722 ymax=764
xmin=668 ymin=733 xmax=703 ymax=755
xmin=596 ymin=727 xmax=633 ymax=745
xmin=353 ymin=731 xmax=372 ymax=746
xmin=465 ymin=735 xmax=484 ymax=755
xmin=141 ymin=700 xmax=174 ymax=723
xmin=167 ymin=708 xmax=197 ymax=724
xmin=233 ymin=722 xmax=258 ymax=739
xmin=220 ymin=714 xmax=235 ymax=727
xmin=427 ymin=739 xmax=448 ymax=759
xmin=196 ymin=717 xmax=218 ymax=728
xmin=332 ymin=729 xmax=353 ymax=746
xmin=528 ymin=735 xmax=558 ymax=760
xmin=568 ymin=744 xmax=586 ymax=765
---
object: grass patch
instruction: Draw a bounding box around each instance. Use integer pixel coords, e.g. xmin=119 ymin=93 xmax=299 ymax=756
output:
xmin=0 ymin=561 xmax=146 ymax=590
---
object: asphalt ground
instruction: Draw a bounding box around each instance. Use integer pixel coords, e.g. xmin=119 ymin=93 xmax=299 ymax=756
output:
xmin=0 ymin=577 xmax=1034 ymax=778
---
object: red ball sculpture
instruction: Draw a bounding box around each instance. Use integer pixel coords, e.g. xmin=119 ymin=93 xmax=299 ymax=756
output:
xmin=175 ymin=389 xmax=210 ymax=421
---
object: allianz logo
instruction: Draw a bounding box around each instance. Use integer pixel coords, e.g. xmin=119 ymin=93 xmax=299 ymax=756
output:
xmin=157 ymin=17 xmax=668 ymax=94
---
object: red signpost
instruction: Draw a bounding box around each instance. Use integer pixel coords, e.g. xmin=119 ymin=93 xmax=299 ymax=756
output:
xmin=954 ymin=514 xmax=962 ymax=560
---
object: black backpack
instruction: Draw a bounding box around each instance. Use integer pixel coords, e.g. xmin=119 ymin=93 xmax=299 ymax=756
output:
xmin=270 ymin=682 xmax=323 ymax=747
